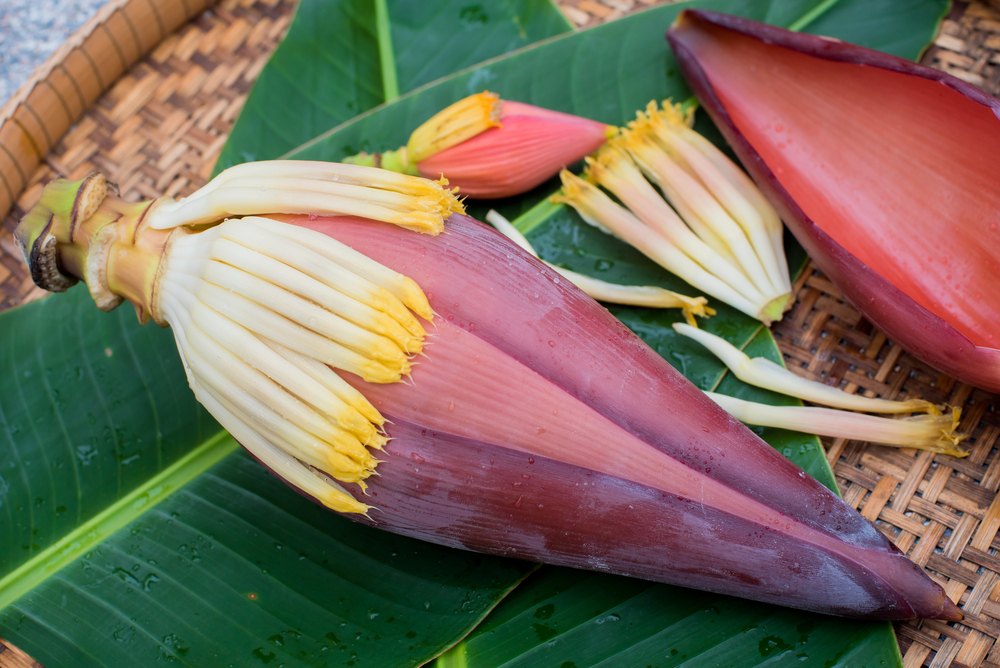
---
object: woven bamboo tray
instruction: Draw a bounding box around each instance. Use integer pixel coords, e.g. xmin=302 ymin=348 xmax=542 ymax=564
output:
xmin=1 ymin=0 xmax=999 ymax=666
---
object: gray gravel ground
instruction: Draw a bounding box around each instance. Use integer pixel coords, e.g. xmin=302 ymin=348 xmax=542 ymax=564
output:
xmin=0 ymin=0 xmax=106 ymax=103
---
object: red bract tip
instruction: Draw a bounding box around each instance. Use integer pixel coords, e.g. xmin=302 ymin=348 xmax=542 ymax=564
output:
xmin=345 ymin=94 xmax=613 ymax=199
xmin=668 ymin=10 xmax=1000 ymax=392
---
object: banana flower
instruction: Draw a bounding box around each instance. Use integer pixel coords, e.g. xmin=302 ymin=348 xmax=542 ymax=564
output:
xmin=555 ymin=102 xmax=792 ymax=325
xmin=15 ymin=161 xmax=960 ymax=620
xmin=668 ymin=10 xmax=1000 ymax=391
xmin=345 ymin=91 xmax=614 ymax=198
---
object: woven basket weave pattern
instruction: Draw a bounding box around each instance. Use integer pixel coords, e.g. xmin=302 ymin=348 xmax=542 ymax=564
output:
xmin=1 ymin=1 xmax=999 ymax=667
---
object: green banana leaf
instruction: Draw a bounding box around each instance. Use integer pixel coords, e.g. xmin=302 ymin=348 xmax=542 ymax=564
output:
xmin=0 ymin=0 xmax=949 ymax=666
xmin=217 ymin=0 xmax=573 ymax=170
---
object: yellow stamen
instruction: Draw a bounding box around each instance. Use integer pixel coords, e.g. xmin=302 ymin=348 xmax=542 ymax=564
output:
xmin=626 ymin=125 xmax=778 ymax=297
xmin=197 ymin=282 xmax=404 ymax=382
xmin=643 ymin=102 xmax=790 ymax=295
xmin=264 ymin=341 xmax=385 ymax=428
xmin=587 ymin=141 xmax=765 ymax=307
xmin=218 ymin=219 xmax=421 ymax=333
xmin=210 ymin=238 xmax=422 ymax=354
xmin=707 ymin=392 xmax=968 ymax=457
xmin=554 ymin=169 xmax=761 ymax=319
xmin=621 ymin=122 xmax=737 ymax=265
xmin=406 ymin=91 xmax=502 ymax=164
xmin=244 ymin=216 xmax=434 ymax=322
xmin=148 ymin=160 xmax=464 ymax=234
xmin=195 ymin=388 xmax=371 ymax=514
xmin=188 ymin=304 xmax=380 ymax=442
xmin=186 ymin=340 xmax=372 ymax=479
xmin=202 ymin=261 xmax=409 ymax=368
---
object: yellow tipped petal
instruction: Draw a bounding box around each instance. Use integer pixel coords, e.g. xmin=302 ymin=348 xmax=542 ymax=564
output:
xmin=186 ymin=341 xmax=350 ymax=477
xmin=202 ymin=260 xmax=408 ymax=367
xmin=555 ymin=170 xmax=762 ymax=319
xmin=675 ymin=323 xmax=941 ymax=415
xmin=210 ymin=238 xmax=421 ymax=352
xmin=406 ymin=91 xmax=502 ymax=164
xmin=266 ymin=342 xmax=385 ymax=426
xmin=652 ymin=120 xmax=791 ymax=294
xmin=631 ymin=129 xmax=777 ymax=297
xmin=622 ymin=125 xmax=736 ymax=264
xmin=707 ymin=392 xmax=968 ymax=456
xmin=246 ymin=216 xmax=435 ymax=322
xmin=639 ymin=101 xmax=790 ymax=297
xmin=196 ymin=283 xmax=377 ymax=380
xmin=588 ymin=140 xmax=766 ymax=307
xmin=148 ymin=160 xmax=461 ymax=234
xmin=195 ymin=387 xmax=370 ymax=514
xmin=188 ymin=303 xmax=377 ymax=442
xmin=218 ymin=219 xmax=419 ymax=330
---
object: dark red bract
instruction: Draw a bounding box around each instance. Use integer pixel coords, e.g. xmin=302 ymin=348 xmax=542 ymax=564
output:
xmin=275 ymin=213 xmax=962 ymax=620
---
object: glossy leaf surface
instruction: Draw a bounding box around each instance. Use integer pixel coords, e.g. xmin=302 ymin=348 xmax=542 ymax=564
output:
xmin=0 ymin=0 xmax=948 ymax=666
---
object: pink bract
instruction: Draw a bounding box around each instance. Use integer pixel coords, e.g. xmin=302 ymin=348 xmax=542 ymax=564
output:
xmin=668 ymin=10 xmax=1000 ymax=392
xmin=417 ymin=101 xmax=610 ymax=198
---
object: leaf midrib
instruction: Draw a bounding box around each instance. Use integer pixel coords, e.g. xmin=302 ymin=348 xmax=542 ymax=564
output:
xmin=375 ymin=0 xmax=400 ymax=101
xmin=0 ymin=432 xmax=236 ymax=610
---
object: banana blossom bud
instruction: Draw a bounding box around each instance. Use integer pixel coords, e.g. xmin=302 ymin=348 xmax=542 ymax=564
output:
xmin=345 ymin=91 xmax=614 ymax=198
xmin=16 ymin=162 xmax=960 ymax=621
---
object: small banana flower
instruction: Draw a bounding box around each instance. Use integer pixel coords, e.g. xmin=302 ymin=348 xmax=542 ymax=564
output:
xmin=345 ymin=91 xmax=614 ymax=198
xmin=16 ymin=161 xmax=960 ymax=621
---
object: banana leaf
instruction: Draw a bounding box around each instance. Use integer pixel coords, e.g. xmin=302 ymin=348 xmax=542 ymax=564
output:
xmin=0 ymin=0 xmax=949 ymax=666
xmin=217 ymin=0 xmax=573 ymax=170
